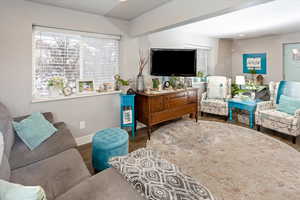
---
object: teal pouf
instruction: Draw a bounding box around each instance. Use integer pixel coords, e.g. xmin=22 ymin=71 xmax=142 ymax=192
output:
xmin=92 ymin=128 xmax=129 ymax=171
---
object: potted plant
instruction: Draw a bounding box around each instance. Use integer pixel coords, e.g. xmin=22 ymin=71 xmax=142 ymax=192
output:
xmin=136 ymin=49 xmax=149 ymax=92
xmin=115 ymin=75 xmax=132 ymax=94
xmin=48 ymin=77 xmax=65 ymax=97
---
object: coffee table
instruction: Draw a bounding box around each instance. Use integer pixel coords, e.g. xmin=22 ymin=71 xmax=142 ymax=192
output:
xmin=228 ymin=99 xmax=260 ymax=128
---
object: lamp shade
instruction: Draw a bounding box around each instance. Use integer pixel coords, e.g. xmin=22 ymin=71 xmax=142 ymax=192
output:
xmin=236 ymin=76 xmax=245 ymax=85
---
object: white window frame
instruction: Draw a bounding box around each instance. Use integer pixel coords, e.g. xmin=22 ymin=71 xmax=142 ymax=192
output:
xmin=32 ymin=26 xmax=121 ymax=102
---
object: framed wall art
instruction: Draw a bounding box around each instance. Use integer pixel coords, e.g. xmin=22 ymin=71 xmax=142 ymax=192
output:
xmin=243 ymin=53 xmax=267 ymax=74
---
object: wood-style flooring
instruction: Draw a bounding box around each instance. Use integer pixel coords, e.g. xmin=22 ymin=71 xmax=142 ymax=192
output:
xmin=77 ymin=114 xmax=300 ymax=174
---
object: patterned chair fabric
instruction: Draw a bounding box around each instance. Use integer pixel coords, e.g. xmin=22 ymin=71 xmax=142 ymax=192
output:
xmin=200 ymin=76 xmax=231 ymax=116
xmin=255 ymin=82 xmax=300 ymax=138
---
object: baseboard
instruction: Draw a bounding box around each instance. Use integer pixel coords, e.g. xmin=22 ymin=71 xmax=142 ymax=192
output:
xmin=75 ymin=133 xmax=94 ymax=146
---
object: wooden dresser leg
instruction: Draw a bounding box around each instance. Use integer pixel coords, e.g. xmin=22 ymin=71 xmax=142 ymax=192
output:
xmin=147 ymin=126 xmax=151 ymax=140
xmin=292 ymin=136 xmax=297 ymax=144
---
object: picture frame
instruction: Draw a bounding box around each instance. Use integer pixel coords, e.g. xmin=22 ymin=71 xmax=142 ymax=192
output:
xmin=76 ymin=80 xmax=95 ymax=94
xmin=243 ymin=53 xmax=267 ymax=74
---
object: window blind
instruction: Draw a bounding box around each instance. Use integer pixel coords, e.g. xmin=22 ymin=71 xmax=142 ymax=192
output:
xmin=32 ymin=26 xmax=120 ymax=97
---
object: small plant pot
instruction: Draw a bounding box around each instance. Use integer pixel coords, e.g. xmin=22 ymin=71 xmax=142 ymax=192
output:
xmin=49 ymin=86 xmax=61 ymax=97
xmin=121 ymin=86 xmax=130 ymax=94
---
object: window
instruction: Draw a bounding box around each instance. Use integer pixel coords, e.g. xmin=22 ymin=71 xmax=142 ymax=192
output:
xmin=196 ymin=48 xmax=210 ymax=76
xmin=32 ymin=26 xmax=120 ymax=98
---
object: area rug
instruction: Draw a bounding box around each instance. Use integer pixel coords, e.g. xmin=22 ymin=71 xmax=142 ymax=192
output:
xmin=147 ymin=119 xmax=300 ymax=200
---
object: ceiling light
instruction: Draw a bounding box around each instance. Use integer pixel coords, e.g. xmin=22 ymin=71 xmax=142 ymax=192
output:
xmin=120 ymin=0 xmax=128 ymax=2
xmin=238 ymin=34 xmax=245 ymax=37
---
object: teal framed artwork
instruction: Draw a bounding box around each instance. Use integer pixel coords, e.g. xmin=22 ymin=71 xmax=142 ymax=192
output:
xmin=243 ymin=53 xmax=267 ymax=74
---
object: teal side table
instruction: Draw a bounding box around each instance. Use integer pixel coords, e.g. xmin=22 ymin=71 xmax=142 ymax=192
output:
xmin=228 ymin=99 xmax=260 ymax=129
xmin=120 ymin=94 xmax=135 ymax=138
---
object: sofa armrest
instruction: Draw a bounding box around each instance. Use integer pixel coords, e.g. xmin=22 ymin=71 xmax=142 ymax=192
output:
xmin=201 ymin=92 xmax=207 ymax=102
xmin=256 ymin=101 xmax=274 ymax=112
xmin=14 ymin=112 xmax=54 ymax=124
xmin=10 ymin=121 xmax=77 ymax=170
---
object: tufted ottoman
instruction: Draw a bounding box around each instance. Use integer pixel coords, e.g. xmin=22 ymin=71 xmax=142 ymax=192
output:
xmin=92 ymin=128 xmax=129 ymax=171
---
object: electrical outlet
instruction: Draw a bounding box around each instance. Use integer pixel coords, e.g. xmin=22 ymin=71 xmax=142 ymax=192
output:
xmin=79 ymin=121 xmax=86 ymax=129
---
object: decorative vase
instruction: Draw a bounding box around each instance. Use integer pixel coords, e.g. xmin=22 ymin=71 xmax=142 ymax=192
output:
xmin=136 ymin=75 xmax=144 ymax=92
xmin=49 ymin=86 xmax=60 ymax=97
xmin=121 ymin=86 xmax=130 ymax=94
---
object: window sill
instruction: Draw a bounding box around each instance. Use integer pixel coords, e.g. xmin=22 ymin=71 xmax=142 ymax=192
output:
xmin=31 ymin=90 xmax=121 ymax=103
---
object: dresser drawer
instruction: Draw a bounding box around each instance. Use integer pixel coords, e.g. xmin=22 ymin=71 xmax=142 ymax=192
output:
xmin=165 ymin=92 xmax=187 ymax=109
xmin=150 ymin=96 xmax=164 ymax=112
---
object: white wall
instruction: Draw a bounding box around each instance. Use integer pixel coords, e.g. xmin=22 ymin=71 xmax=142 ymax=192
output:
xmin=0 ymin=0 xmax=138 ymax=138
xmin=136 ymin=28 xmax=219 ymax=76
xmin=216 ymin=39 xmax=233 ymax=77
xmin=232 ymin=32 xmax=300 ymax=83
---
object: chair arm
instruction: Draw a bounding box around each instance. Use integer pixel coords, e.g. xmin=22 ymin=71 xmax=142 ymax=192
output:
xmin=201 ymin=92 xmax=207 ymax=102
xmin=225 ymin=94 xmax=232 ymax=101
xmin=295 ymin=109 xmax=300 ymax=118
xmin=256 ymin=101 xmax=274 ymax=112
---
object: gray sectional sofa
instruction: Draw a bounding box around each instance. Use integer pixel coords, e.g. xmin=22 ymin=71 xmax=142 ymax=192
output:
xmin=0 ymin=102 xmax=143 ymax=200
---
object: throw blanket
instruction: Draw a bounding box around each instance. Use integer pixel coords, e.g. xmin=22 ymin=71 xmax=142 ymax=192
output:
xmin=109 ymin=148 xmax=214 ymax=200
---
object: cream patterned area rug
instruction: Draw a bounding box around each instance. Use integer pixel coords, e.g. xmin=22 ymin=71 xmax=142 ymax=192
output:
xmin=147 ymin=119 xmax=300 ymax=200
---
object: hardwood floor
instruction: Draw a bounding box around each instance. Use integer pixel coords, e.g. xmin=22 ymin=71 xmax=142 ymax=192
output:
xmin=77 ymin=114 xmax=300 ymax=174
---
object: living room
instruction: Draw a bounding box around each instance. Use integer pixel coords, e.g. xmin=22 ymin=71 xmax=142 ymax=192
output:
xmin=1 ymin=0 xmax=300 ymax=199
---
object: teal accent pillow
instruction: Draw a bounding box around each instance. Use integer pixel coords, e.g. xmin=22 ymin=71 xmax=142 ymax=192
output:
xmin=0 ymin=180 xmax=47 ymax=200
xmin=12 ymin=112 xmax=57 ymax=150
xmin=277 ymin=95 xmax=300 ymax=115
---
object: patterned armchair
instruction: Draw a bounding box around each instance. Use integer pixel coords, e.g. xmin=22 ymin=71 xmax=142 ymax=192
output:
xmin=255 ymin=81 xmax=300 ymax=144
xmin=200 ymin=76 xmax=231 ymax=117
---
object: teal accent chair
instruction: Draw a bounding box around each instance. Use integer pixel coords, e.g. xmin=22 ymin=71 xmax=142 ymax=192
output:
xmin=255 ymin=81 xmax=300 ymax=144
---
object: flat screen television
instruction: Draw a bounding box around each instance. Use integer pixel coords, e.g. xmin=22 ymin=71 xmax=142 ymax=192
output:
xmin=150 ymin=48 xmax=197 ymax=77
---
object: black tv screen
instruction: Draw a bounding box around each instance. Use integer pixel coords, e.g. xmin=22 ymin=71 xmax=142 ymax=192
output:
xmin=150 ymin=48 xmax=197 ymax=77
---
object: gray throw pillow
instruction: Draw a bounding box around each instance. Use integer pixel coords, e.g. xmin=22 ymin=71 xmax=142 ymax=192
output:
xmin=109 ymin=148 xmax=214 ymax=200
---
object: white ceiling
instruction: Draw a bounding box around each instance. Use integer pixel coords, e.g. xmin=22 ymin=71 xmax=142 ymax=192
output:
xmin=26 ymin=0 xmax=171 ymax=20
xmin=170 ymin=0 xmax=300 ymax=39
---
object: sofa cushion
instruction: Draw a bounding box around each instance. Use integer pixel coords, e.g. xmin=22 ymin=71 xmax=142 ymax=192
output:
xmin=10 ymin=149 xmax=91 ymax=200
xmin=12 ymin=112 xmax=57 ymax=150
xmin=0 ymin=102 xmax=14 ymax=157
xmin=55 ymin=168 xmax=143 ymax=200
xmin=10 ymin=122 xmax=77 ymax=170
xmin=0 ymin=131 xmax=10 ymax=181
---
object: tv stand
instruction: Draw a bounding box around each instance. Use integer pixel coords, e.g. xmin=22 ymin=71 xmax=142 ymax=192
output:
xmin=135 ymin=88 xmax=198 ymax=139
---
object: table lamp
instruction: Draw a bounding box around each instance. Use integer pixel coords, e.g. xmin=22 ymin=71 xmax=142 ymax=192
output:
xmin=236 ymin=75 xmax=245 ymax=89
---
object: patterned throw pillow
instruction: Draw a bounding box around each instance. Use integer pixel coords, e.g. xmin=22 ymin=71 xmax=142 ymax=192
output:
xmin=109 ymin=148 xmax=214 ymax=200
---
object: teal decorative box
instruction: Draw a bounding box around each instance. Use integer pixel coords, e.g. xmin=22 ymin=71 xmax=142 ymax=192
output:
xmin=92 ymin=128 xmax=129 ymax=171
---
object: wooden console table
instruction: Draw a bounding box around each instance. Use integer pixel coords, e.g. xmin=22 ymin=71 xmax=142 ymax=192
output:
xmin=135 ymin=88 xmax=198 ymax=139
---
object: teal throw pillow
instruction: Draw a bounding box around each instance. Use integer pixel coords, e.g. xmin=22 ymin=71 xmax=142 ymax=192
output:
xmin=12 ymin=112 xmax=57 ymax=150
xmin=0 ymin=179 xmax=47 ymax=200
xmin=277 ymin=95 xmax=300 ymax=115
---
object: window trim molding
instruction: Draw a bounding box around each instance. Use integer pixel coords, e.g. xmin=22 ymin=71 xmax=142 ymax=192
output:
xmin=33 ymin=25 xmax=121 ymax=40
xmin=32 ymin=90 xmax=121 ymax=104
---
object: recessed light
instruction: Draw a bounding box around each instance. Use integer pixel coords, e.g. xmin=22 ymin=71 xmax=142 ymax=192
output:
xmin=120 ymin=0 xmax=128 ymax=2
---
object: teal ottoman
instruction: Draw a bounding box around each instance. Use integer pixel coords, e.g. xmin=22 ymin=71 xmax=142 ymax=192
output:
xmin=92 ymin=128 xmax=129 ymax=171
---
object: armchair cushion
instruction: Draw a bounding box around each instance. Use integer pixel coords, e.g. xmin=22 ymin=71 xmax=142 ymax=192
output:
xmin=10 ymin=122 xmax=77 ymax=170
xmin=259 ymin=109 xmax=296 ymax=126
xmin=277 ymin=95 xmax=300 ymax=115
xmin=201 ymin=99 xmax=228 ymax=116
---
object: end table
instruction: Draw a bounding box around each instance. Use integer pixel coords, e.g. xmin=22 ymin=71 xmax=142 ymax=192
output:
xmin=228 ymin=99 xmax=260 ymax=129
